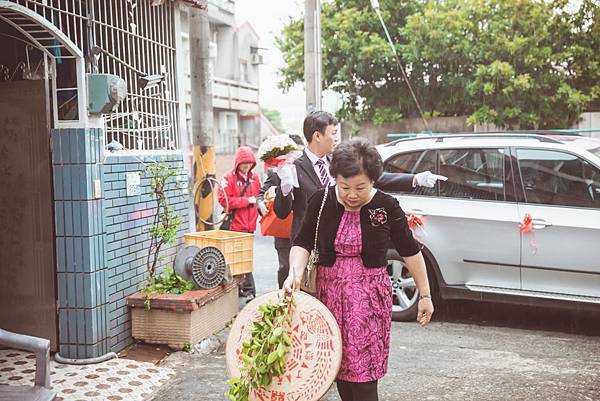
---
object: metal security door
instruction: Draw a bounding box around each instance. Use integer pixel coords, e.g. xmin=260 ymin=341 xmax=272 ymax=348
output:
xmin=0 ymin=80 xmax=57 ymax=349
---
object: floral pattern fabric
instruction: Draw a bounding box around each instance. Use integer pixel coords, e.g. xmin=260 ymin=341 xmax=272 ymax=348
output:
xmin=317 ymin=210 xmax=392 ymax=383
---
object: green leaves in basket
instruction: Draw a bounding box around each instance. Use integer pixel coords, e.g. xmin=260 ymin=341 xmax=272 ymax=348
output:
xmin=225 ymin=292 xmax=295 ymax=401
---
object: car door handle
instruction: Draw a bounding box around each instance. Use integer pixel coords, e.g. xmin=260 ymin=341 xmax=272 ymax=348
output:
xmin=532 ymin=218 xmax=552 ymax=229
xmin=407 ymin=209 xmax=427 ymax=216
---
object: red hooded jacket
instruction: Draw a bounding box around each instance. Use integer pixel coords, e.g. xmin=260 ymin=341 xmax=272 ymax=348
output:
xmin=218 ymin=146 xmax=261 ymax=233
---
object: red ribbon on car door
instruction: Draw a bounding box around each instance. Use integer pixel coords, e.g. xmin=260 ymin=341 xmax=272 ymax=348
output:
xmin=407 ymin=215 xmax=426 ymax=248
xmin=519 ymin=213 xmax=537 ymax=254
xmin=519 ymin=213 xmax=533 ymax=233
xmin=408 ymin=214 xmax=424 ymax=232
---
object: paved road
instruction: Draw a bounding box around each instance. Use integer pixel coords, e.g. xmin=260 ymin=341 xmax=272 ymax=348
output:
xmin=153 ymin=320 xmax=600 ymax=401
xmin=151 ymin=234 xmax=600 ymax=401
xmin=250 ymin=234 xmax=280 ymax=296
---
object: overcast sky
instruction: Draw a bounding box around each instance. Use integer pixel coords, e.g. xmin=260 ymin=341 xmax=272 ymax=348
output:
xmin=235 ymin=0 xmax=305 ymax=133
xmin=235 ymin=0 xmax=342 ymax=133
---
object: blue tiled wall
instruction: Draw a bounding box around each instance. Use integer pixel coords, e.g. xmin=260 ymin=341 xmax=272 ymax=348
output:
xmin=52 ymin=128 xmax=109 ymax=358
xmin=103 ymin=154 xmax=189 ymax=352
xmin=53 ymin=127 xmax=190 ymax=357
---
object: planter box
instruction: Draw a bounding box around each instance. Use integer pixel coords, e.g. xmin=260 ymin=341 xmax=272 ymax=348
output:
xmin=127 ymin=279 xmax=240 ymax=350
xmin=184 ymin=230 xmax=254 ymax=276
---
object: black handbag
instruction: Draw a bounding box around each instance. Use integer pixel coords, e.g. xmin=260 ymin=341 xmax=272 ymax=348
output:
xmin=220 ymin=178 xmax=252 ymax=230
xmin=220 ymin=212 xmax=234 ymax=231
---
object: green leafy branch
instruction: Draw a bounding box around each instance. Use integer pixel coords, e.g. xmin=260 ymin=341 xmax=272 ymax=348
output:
xmin=142 ymin=161 xmax=192 ymax=304
xmin=145 ymin=161 xmax=183 ymax=279
xmin=226 ymin=292 xmax=296 ymax=401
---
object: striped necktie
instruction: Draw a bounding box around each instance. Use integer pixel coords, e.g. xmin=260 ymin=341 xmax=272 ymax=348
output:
xmin=316 ymin=158 xmax=330 ymax=187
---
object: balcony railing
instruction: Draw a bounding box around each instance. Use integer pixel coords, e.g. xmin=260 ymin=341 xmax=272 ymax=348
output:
xmin=212 ymin=77 xmax=259 ymax=112
xmin=207 ymin=0 xmax=235 ymax=25
xmin=208 ymin=0 xmax=235 ymax=14
xmin=183 ymin=74 xmax=258 ymax=113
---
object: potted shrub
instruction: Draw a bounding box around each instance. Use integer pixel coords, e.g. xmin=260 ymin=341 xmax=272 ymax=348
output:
xmin=127 ymin=161 xmax=239 ymax=350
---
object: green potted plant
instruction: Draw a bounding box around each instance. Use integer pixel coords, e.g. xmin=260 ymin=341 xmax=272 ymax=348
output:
xmin=127 ymin=161 xmax=239 ymax=350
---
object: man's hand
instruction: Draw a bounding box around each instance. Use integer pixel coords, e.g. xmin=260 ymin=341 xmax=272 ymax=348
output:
xmin=257 ymin=201 xmax=268 ymax=216
xmin=413 ymin=171 xmax=448 ymax=188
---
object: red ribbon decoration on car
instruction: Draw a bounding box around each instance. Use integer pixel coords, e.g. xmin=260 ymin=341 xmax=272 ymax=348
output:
xmin=408 ymin=214 xmax=424 ymax=231
xmin=407 ymin=215 xmax=426 ymax=248
xmin=519 ymin=213 xmax=533 ymax=233
xmin=519 ymin=213 xmax=537 ymax=254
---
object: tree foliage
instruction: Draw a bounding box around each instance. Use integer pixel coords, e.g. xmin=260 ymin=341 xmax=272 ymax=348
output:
xmin=277 ymin=0 xmax=599 ymax=129
xmin=563 ymin=0 xmax=600 ymax=112
xmin=261 ymin=107 xmax=285 ymax=133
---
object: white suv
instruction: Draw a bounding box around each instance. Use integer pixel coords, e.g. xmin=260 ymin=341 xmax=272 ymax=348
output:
xmin=377 ymin=133 xmax=600 ymax=321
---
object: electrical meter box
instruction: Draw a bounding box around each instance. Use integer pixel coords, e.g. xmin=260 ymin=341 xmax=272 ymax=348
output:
xmin=87 ymin=73 xmax=127 ymax=114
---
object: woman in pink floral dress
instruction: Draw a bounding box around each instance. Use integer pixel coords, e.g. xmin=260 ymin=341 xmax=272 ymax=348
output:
xmin=285 ymin=138 xmax=434 ymax=401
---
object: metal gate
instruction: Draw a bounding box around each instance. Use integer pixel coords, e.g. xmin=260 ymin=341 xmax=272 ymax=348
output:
xmin=0 ymin=80 xmax=57 ymax=349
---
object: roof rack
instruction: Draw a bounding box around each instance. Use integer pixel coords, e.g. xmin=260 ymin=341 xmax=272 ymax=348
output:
xmin=385 ymin=132 xmax=564 ymax=146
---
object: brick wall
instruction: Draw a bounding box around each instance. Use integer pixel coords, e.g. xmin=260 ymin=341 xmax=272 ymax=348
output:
xmin=102 ymin=153 xmax=190 ymax=352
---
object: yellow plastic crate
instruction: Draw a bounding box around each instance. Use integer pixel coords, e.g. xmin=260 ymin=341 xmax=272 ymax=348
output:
xmin=184 ymin=230 xmax=254 ymax=276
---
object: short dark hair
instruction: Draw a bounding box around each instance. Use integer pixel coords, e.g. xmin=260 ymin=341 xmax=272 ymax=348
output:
xmin=288 ymin=133 xmax=304 ymax=146
xmin=330 ymin=138 xmax=383 ymax=182
xmin=303 ymin=111 xmax=338 ymax=143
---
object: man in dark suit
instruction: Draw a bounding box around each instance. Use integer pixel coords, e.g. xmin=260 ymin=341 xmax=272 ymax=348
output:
xmin=274 ymin=111 xmax=445 ymax=241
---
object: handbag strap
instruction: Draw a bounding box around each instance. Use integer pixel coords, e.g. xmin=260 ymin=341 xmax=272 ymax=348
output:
xmin=240 ymin=177 xmax=252 ymax=197
xmin=229 ymin=176 xmax=253 ymax=218
xmin=312 ymin=185 xmax=329 ymax=252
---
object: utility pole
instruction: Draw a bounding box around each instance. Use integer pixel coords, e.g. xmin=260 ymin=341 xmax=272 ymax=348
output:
xmin=304 ymin=0 xmax=322 ymax=113
xmin=189 ymin=2 xmax=215 ymax=231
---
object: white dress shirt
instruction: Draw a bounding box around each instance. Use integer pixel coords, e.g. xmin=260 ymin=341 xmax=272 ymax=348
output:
xmin=304 ymin=147 xmax=335 ymax=186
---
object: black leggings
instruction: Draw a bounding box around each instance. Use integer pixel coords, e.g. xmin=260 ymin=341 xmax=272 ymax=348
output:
xmin=336 ymin=379 xmax=378 ymax=401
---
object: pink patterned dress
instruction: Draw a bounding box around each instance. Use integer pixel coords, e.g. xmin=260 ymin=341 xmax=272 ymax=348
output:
xmin=316 ymin=210 xmax=392 ymax=383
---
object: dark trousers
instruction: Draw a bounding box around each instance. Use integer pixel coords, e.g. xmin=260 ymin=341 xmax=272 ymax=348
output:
xmin=336 ymin=379 xmax=378 ymax=401
xmin=239 ymin=273 xmax=255 ymax=297
xmin=236 ymin=229 xmax=256 ymax=297
xmin=274 ymin=238 xmax=291 ymax=289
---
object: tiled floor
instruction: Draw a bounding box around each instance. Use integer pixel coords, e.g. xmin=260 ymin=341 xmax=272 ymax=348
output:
xmin=0 ymin=348 xmax=176 ymax=400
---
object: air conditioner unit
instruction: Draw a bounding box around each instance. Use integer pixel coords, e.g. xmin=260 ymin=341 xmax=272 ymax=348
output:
xmin=250 ymin=53 xmax=263 ymax=65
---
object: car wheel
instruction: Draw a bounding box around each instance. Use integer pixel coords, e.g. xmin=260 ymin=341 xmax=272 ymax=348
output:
xmin=387 ymin=252 xmax=420 ymax=321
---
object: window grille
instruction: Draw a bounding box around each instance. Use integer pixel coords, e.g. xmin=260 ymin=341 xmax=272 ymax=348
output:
xmin=7 ymin=0 xmax=179 ymax=150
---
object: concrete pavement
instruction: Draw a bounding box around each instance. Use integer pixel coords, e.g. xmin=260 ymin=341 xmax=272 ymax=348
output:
xmin=150 ymin=234 xmax=600 ymax=401
xmin=151 ymin=320 xmax=600 ymax=401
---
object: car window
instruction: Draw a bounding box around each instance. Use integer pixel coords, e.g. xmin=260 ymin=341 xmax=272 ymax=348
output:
xmin=516 ymin=149 xmax=600 ymax=209
xmin=439 ymin=148 xmax=508 ymax=201
xmin=384 ymin=150 xmax=436 ymax=196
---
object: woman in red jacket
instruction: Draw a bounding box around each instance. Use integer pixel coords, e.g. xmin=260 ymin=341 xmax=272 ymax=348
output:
xmin=218 ymin=146 xmax=261 ymax=298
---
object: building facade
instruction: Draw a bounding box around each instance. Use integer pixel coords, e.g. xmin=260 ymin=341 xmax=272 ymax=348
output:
xmin=179 ymin=0 xmax=263 ymax=156
xmin=0 ymin=0 xmax=203 ymax=359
